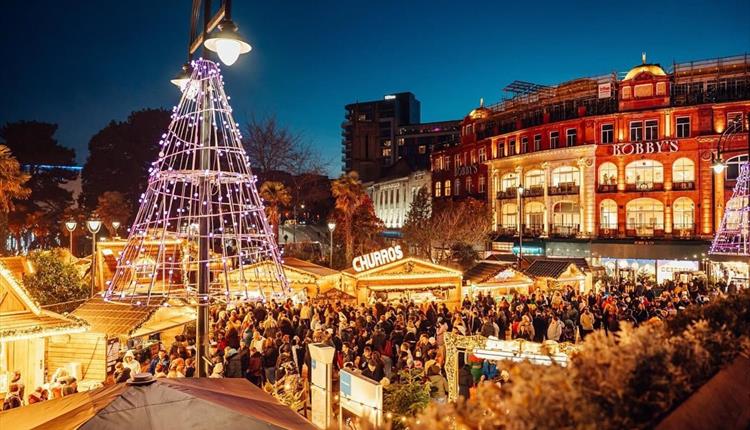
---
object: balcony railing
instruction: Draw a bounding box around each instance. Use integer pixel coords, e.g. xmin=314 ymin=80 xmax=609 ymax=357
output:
xmin=672 ymin=181 xmax=695 ymax=191
xmin=626 ymin=225 xmax=665 ymax=238
xmin=598 ymin=227 xmax=618 ymax=238
xmin=523 ymin=186 xmax=544 ymax=197
xmin=497 ymin=188 xmax=518 ymax=200
xmin=549 ymin=183 xmax=579 ymax=195
xmin=672 ymin=226 xmax=697 ymax=239
xmin=597 ymin=183 xmax=618 ymax=193
xmin=523 ymin=225 xmax=544 ymax=237
xmin=496 ymin=227 xmax=518 ymax=236
xmin=550 ymin=225 xmax=579 ymax=238
xmin=625 ymin=182 xmax=664 ymax=192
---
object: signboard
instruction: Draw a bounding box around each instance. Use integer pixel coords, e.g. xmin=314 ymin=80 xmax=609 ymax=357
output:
xmin=612 ymin=140 xmax=679 ymax=156
xmin=339 ymin=370 xmax=383 ymax=429
xmin=352 ymin=245 xmax=404 ymax=272
xmin=106 ymin=337 xmax=120 ymax=374
xmin=511 ymin=245 xmax=545 ymax=256
xmin=455 ymin=164 xmax=479 ymax=177
xmin=598 ymin=82 xmax=612 ymax=99
xmin=309 ymin=343 xmax=335 ymax=429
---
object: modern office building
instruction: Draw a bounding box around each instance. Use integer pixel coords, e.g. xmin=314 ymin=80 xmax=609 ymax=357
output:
xmin=431 ymin=54 xmax=750 ymax=283
xmin=342 ymin=92 xmax=420 ymax=182
xmin=396 ymin=120 xmax=461 ymax=171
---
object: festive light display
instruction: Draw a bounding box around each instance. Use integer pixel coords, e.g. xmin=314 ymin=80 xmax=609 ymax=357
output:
xmin=104 ymin=59 xmax=288 ymax=306
xmin=711 ymin=163 xmax=750 ymax=256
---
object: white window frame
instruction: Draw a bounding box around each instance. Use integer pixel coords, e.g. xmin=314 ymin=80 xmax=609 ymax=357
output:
xmin=630 ymin=121 xmax=643 ymax=142
xmin=675 ymin=116 xmax=691 ymax=138
xmin=550 ymin=131 xmax=559 ymax=149
xmin=645 ymin=119 xmax=658 ymax=141
xmin=566 ymin=128 xmax=577 ymax=147
xmin=601 ymin=123 xmax=614 ymax=144
xmin=533 ymin=134 xmax=541 ymax=151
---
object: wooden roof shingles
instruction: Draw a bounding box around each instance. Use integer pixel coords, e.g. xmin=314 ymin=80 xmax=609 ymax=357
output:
xmin=71 ymin=298 xmax=156 ymax=337
xmin=524 ymin=260 xmax=575 ymax=279
xmin=464 ymin=262 xmax=509 ymax=284
xmin=0 ymin=311 xmax=88 ymax=342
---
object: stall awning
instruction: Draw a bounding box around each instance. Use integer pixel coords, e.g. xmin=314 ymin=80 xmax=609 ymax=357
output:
xmin=130 ymin=307 xmax=196 ymax=338
xmin=0 ymin=310 xmax=87 ymax=342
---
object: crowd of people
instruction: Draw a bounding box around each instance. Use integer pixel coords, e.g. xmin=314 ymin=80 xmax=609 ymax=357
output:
xmin=2 ymin=274 xmax=734 ymax=411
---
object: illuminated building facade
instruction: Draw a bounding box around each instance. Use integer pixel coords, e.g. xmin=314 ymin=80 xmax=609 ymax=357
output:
xmin=432 ymin=54 xmax=750 ymax=281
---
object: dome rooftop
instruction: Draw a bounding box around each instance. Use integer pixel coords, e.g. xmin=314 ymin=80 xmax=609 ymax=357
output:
xmin=468 ymin=98 xmax=490 ymax=120
xmin=622 ymin=53 xmax=667 ymax=81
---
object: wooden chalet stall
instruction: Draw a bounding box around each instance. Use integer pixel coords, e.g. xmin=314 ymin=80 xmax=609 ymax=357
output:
xmin=342 ymin=257 xmax=463 ymax=308
xmin=464 ymin=261 xmax=534 ymax=298
xmin=0 ymin=259 xmax=87 ymax=401
xmin=524 ymin=259 xmax=587 ymax=292
xmin=220 ymin=257 xmax=343 ymax=302
xmin=46 ymin=298 xmax=195 ymax=385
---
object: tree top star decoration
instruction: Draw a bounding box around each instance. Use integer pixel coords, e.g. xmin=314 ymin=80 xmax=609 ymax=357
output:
xmin=104 ymin=59 xmax=288 ymax=306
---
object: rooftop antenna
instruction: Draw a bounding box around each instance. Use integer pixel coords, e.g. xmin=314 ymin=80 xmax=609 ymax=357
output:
xmin=642 ymin=52 xmax=647 ymax=64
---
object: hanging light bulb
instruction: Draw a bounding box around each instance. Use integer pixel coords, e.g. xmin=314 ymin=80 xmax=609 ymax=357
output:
xmin=203 ymin=19 xmax=251 ymax=66
xmin=170 ymin=63 xmax=192 ymax=90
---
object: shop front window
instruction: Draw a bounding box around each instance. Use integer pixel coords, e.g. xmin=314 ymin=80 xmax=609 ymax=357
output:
xmin=625 ymin=159 xmax=663 ymax=191
xmin=525 ymin=202 xmax=544 ymax=232
xmin=600 ymin=199 xmax=618 ymax=230
xmin=551 ymin=166 xmax=579 ymax=186
xmin=598 ymin=162 xmax=618 ymax=188
xmin=552 ymin=201 xmax=580 ymax=236
xmin=501 ymin=173 xmax=518 ymax=192
xmin=626 ymin=198 xmax=664 ymax=235
xmin=444 ymin=180 xmax=451 ymax=196
xmin=502 ymin=203 xmax=518 ymax=230
xmin=672 ymin=158 xmax=695 ymax=187
xmin=524 ymin=169 xmax=544 ymax=195
xmin=673 ymin=197 xmax=695 ymax=231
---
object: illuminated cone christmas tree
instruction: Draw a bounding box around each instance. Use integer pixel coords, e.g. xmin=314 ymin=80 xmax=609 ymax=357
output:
xmin=104 ymin=59 xmax=288 ymax=306
xmin=711 ymin=163 xmax=750 ymax=256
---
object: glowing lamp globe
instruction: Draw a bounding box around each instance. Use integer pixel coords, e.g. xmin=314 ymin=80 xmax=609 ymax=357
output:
xmin=327 ymin=221 xmax=336 ymax=232
xmin=712 ymin=159 xmax=726 ymax=174
xmin=86 ymin=219 xmax=102 ymax=234
xmin=65 ymin=219 xmax=77 ymax=232
xmin=170 ymin=63 xmax=192 ymax=90
xmin=204 ymin=19 xmax=251 ymax=66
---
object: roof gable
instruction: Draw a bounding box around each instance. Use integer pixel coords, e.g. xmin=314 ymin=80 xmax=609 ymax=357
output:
xmin=525 ymin=260 xmax=583 ymax=279
xmin=347 ymin=257 xmax=463 ymax=279
xmin=0 ymin=259 xmax=41 ymax=315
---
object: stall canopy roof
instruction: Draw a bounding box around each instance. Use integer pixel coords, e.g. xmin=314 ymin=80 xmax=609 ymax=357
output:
xmin=465 ymin=262 xmax=514 ymax=284
xmin=71 ymin=298 xmax=194 ymax=338
xmin=283 ymin=257 xmax=339 ymax=277
xmin=0 ymin=377 xmax=316 ymax=430
xmin=525 ymin=260 xmax=582 ymax=279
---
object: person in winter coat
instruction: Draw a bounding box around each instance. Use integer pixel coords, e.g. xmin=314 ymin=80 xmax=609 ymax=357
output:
xmin=2 ymin=384 xmax=22 ymax=410
xmin=580 ymin=308 xmax=594 ymax=339
xmin=458 ymin=365 xmax=473 ymax=399
xmin=546 ymin=315 xmax=563 ymax=341
xmin=123 ymin=350 xmax=141 ymax=376
xmin=114 ymin=363 xmax=132 ymax=383
xmin=224 ymin=347 xmax=243 ymax=378
xmin=427 ymin=364 xmax=448 ymax=402
xmin=247 ymin=348 xmax=263 ymax=386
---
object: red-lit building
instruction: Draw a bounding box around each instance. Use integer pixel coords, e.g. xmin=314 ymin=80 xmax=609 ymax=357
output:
xmin=432 ymin=54 xmax=750 ymax=283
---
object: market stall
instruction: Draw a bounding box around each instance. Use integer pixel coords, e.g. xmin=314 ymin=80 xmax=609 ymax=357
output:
xmin=0 ymin=261 xmax=87 ymax=402
xmin=46 ymin=297 xmax=195 ymax=385
xmin=342 ymin=257 xmax=463 ymax=307
xmin=310 ymin=287 xmax=357 ymax=306
xmin=443 ymin=332 xmax=578 ymax=401
xmin=464 ymin=262 xmax=534 ymax=297
xmin=219 ymin=257 xmax=343 ymax=302
xmin=524 ymin=259 xmax=587 ymax=292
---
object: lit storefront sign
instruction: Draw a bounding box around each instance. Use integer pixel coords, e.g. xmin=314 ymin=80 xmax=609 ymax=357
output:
xmin=455 ymin=164 xmax=479 ymax=176
xmin=352 ymin=245 xmax=404 ymax=272
xmin=511 ymin=245 xmax=544 ymax=256
xmin=612 ymin=140 xmax=679 ymax=156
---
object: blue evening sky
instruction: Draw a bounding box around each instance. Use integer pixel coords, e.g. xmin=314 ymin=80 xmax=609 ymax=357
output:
xmin=1 ymin=0 xmax=748 ymax=177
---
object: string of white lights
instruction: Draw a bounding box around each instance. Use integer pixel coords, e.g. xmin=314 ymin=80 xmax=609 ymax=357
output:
xmin=105 ymin=59 xmax=289 ymax=306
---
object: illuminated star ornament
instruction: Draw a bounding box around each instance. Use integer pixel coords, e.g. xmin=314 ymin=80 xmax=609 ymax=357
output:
xmin=104 ymin=58 xmax=288 ymax=306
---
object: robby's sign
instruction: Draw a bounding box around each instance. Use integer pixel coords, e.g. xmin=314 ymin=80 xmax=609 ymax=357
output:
xmin=612 ymin=140 xmax=678 ymax=156
xmin=352 ymin=245 xmax=404 ymax=272
xmin=455 ymin=164 xmax=479 ymax=177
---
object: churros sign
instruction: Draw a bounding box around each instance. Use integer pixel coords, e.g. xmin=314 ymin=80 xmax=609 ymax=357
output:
xmin=352 ymin=245 xmax=404 ymax=272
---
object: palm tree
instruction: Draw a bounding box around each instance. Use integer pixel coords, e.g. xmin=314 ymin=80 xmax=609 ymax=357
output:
xmin=259 ymin=181 xmax=291 ymax=241
xmin=331 ymin=172 xmax=366 ymax=265
xmin=0 ymin=145 xmax=30 ymax=213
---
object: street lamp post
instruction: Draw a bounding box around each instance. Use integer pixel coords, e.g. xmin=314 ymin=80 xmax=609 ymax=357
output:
xmin=86 ymin=218 xmax=102 ymax=297
xmin=65 ymin=219 xmax=77 ymax=256
xmin=517 ymin=186 xmax=525 ymax=267
xmin=327 ymin=221 xmax=336 ymax=267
